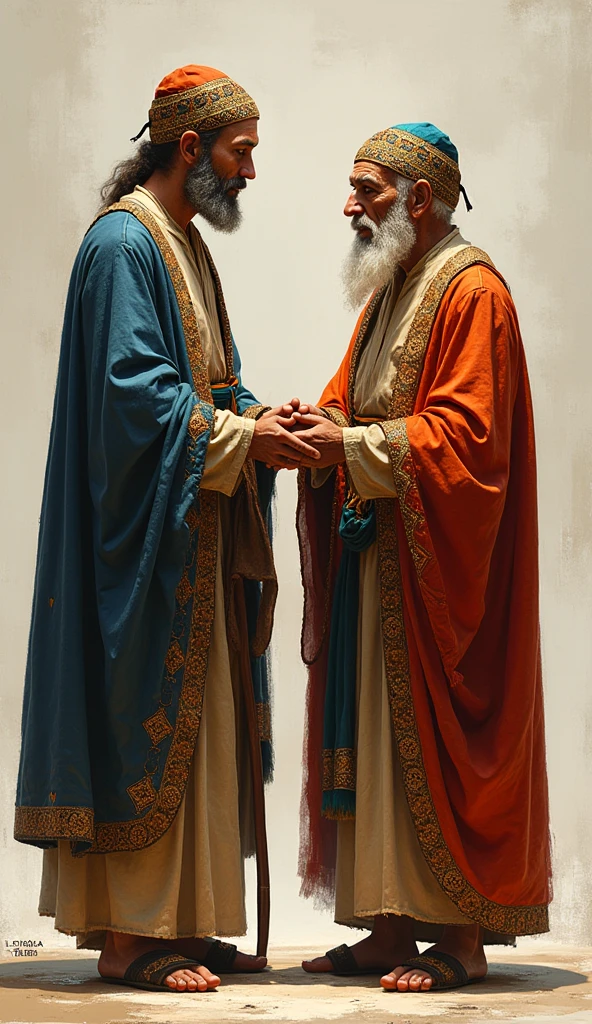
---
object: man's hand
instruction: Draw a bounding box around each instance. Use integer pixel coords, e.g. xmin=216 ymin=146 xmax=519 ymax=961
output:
xmin=291 ymin=412 xmax=345 ymax=469
xmin=249 ymin=402 xmax=321 ymax=470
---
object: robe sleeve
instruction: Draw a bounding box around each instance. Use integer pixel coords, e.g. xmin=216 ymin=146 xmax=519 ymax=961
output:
xmin=201 ymin=410 xmax=255 ymax=494
xmin=381 ymin=278 xmax=520 ymax=672
xmin=343 ymin=424 xmax=397 ymax=498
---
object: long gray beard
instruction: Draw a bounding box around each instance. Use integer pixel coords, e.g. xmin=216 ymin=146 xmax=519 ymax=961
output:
xmin=184 ymin=151 xmax=244 ymax=233
xmin=342 ymin=193 xmax=417 ymax=310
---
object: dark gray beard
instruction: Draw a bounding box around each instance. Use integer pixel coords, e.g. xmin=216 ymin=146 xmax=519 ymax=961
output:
xmin=341 ymin=190 xmax=417 ymax=310
xmin=184 ymin=151 xmax=245 ymax=233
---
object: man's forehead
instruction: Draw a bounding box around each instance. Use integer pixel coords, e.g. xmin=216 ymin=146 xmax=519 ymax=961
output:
xmin=223 ymin=117 xmax=259 ymax=146
xmin=349 ymin=161 xmax=392 ymax=187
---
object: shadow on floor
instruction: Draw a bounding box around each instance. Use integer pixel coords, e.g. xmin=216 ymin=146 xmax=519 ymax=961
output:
xmin=0 ymin=957 xmax=587 ymax=995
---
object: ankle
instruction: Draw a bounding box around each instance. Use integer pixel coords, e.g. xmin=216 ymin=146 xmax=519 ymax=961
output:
xmin=439 ymin=924 xmax=482 ymax=954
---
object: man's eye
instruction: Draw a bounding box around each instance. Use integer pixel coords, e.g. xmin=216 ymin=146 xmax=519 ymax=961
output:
xmin=236 ymin=150 xmax=245 ymax=157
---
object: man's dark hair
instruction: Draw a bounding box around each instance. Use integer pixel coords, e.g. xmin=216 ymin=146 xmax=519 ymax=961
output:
xmin=99 ymin=129 xmax=221 ymax=209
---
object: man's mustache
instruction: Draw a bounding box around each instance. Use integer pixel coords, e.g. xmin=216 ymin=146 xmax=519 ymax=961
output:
xmin=351 ymin=213 xmax=375 ymax=236
xmin=226 ymin=177 xmax=247 ymax=192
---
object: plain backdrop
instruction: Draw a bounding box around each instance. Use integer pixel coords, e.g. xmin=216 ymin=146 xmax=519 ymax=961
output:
xmin=1 ymin=0 xmax=591 ymax=950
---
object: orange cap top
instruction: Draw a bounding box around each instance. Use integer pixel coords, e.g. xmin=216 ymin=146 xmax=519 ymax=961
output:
xmin=154 ymin=64 xmax=227 ymax=98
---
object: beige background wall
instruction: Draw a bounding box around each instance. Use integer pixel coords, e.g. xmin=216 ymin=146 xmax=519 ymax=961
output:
xmin=1 ymin=0 xmax=591 ymax=949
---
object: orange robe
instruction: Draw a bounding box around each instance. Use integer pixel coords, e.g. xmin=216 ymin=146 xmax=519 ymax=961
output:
xmin=299 ymin=247 xmax=551 ymax=935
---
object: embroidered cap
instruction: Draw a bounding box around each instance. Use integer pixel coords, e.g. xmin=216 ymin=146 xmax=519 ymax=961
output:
xmin=355 ymin=122 xmax=470 ymax=211
xmin=132 ymin=64 xmax=259 ymax=145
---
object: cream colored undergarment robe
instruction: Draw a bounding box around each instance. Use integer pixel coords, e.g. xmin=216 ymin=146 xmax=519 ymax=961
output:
xmin=320 ymin=229 xmax=473 ymax=928
xmin=39 ymin=188 xmax=256 ymax=945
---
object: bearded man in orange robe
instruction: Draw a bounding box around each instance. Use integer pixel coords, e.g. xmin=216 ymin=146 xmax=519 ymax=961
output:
xmin=293 ymin=123 xmax=551 ymax=992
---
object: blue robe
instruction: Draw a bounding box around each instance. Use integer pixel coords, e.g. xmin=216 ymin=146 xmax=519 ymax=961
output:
xmin=14 ymin=201 xmax=272 ymax=855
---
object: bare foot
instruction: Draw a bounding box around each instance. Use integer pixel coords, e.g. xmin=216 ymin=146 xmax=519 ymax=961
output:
xmin=98 ymin=932 xmax=221 ymax=992
xmin=302 ymin=913 xmax=418 ymax=974
xmin=168 ymin=936 xmax=267 ymax=973
xmin=380 ymin=924 xmax=487 ymax=992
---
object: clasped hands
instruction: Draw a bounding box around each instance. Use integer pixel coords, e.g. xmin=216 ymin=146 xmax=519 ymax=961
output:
xmin=248 ymin=398 xmax=345 ymax=471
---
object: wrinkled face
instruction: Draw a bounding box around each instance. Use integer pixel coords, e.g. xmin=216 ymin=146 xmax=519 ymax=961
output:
xmin=184 ymin=117 xmax=259 ymax=233
xmin=341 ymin=162 xmax=417 ymax=310
xmin=344 ymin=160 xmax=400 ymax=232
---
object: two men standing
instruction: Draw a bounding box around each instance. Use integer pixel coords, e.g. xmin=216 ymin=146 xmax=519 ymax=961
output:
xmin=14 ymin=66 xmax=551 ymax=995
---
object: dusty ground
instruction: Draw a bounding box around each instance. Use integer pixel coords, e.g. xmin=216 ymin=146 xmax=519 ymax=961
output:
xmin=1 ymin=945 xmax=592 ymax=1024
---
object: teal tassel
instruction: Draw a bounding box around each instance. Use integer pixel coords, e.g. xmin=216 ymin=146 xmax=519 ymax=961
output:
xmin=322 ymin=789 xmax=356 ymax=820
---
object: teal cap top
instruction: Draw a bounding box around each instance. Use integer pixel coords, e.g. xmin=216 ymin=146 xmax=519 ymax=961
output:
xmin=393 ymin=122 xmax=458 ymax=164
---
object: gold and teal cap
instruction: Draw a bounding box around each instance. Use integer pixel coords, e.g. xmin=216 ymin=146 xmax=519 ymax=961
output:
xmin=355 ymin=122 xmax=471 ymax=211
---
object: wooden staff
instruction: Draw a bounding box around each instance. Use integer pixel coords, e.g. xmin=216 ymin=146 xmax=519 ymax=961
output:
xmin=235 ymin=580 xmax=271 ymax=959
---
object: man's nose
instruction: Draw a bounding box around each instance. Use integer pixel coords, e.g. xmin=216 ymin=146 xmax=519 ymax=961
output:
xmin=344 ymin=193 xmax=363 ymax=217
xmin=240 ymin=155 xmax=256 ymax=180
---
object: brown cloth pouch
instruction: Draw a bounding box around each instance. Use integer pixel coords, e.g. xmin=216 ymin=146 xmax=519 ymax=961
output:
xmin=224 ymin=459 xmax=277 ymax=658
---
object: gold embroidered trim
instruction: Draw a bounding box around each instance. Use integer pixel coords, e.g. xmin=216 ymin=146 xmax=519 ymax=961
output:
xmin=322 ymin=407 xmax=349 ymax=428
xmin=381 ymin=419 xmax=432 ymax=581
xmin=322 ymin=747 xmax=356 ymax=791
xmin=127 ymin=775 xmax=158 ymax=814
xmin=356 ymin=127 xmax=461 ymax=210
xmin=149 ymin=78 xmax=259 ymax=144
xmin=376 ymin=501 xmax=547 ymax=934
xmin=143 ymin=708 xmax=174 ymax=746
xmin=256 ymin=702 xmax=272 ymax=743
xmin=242 ymin=404 xmax=269 ymax=420
xmin=14 ymin=806 xmax=94 ymax=844
xmin=347 ymin=291 xmax=386 ymax=422
xmin=374 ymin=247 xmax=548 ymax=935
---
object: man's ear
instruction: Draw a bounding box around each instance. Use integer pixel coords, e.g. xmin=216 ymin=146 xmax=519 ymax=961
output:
xmin=409 ymin=179 xmax=432 ymax=220
xmin=179 ymin=131 xmax=201 ymax=167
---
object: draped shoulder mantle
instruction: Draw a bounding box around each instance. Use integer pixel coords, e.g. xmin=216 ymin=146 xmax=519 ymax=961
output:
xmin=299 ymin=246 xmax=551 ymax=936
xmin=14 ymin=200 xmax=240 ymax=855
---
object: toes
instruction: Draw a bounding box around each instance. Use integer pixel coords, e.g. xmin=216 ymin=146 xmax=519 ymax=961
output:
xmin=197 ymin=966 xmax=220 ymax=989
xmin=380 ymin=967 xmax=405 ymax=990
xmin=421 ymin=975 xmax=433 ymax=990
xmin=302 ymin=956 xmax=332 ymax=973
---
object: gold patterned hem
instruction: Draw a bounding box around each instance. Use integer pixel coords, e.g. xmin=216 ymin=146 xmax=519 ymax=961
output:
xmin=14 ymin=806 xmax=94 ymax=846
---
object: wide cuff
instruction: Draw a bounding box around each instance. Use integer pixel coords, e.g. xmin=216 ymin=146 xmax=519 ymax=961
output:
xmin=242 ymin=404 xmax=271 ymax=420
xmin=201 ymin=410 xmax=255 ymax=496
xmin=343 ymin=425 xmax=397 ymax=499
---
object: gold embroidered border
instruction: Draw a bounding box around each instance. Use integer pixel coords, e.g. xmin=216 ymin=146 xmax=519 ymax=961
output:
xmin=355 ymin=128 xmax=461 ymax=210
xmin=150 ymin=79 xmax=259 ymax=145
xmin=375 ymin=247 xmax=548 ymax=935
xmin=322 ymin=748 xmax=356 ymax=791
xmin=242 ymin=404 xmax=269 ymax=420
xmin=85 ymin=489 xmax=218 ymax=854
xmin=322 ymin=407 xmax=349 ymax=428
xmin=347 ymin=291 xmax=385 ymax=421
xmin=199 ymin=235 xmax=236 ymax=376
xmin=14 ymin=806 xmax=95 ymax=844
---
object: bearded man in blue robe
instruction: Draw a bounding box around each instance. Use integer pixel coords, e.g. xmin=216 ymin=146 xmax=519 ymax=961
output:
xmin=14 ymin=63 xmax=317 ymax=994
